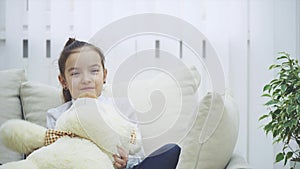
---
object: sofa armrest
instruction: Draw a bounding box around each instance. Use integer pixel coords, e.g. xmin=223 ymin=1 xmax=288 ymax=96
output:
xmin=225 ymin=154 xmax=251 ymax=169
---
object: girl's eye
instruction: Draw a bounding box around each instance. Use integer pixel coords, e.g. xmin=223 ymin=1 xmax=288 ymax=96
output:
xmin=91 ymin=69 xmax=100 ymax=74
xmin=70 ymin=72 xmax=80 ymax=76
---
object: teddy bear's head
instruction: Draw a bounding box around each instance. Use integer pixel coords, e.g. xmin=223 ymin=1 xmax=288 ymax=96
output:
xmin=54 ymin=96 xmax=141 ymax=156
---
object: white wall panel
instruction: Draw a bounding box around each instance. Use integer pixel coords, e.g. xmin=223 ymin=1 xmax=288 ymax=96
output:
xmin=27 ymin=0 xmax=47 ymax=83
xmin=0 ymin=0 xmax=5 ymax=32
xmin=74 ymin=0 xmax=92 ymax=40
xmin=4 ymin=0 xmax=25 ymax=70
xmin=227 ymin=0 xmax=249 ymax=160
xmin=90 ymin=0 xmax=114 ymax=36
xmin=274 ymin=0 xmax=297 ymax=56
xmin=249 ymin=0 xmax=275 ymax=168
xmin=50 ymin=0 xmax=73 ymax=87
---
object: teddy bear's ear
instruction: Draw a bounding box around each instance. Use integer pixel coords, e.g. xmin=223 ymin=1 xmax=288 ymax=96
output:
xmin=78 ymin=92 xmax=97 ymax=98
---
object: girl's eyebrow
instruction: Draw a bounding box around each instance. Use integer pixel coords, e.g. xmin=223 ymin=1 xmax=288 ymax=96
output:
xmin=90 ymin=64 xmax=101 ymax=68
xmin=67 ymin=64 xmax=100 ymax=72
xmin=67 ymin=67 xmax=79 ymax=72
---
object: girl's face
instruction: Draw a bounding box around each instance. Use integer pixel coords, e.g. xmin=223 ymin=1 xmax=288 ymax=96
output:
xmin=59 ymin=48 xmax=107 ymax=99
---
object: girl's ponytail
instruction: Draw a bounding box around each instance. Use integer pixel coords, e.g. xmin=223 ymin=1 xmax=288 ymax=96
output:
xmin=62 ymin=88 xmax=72 ymax=102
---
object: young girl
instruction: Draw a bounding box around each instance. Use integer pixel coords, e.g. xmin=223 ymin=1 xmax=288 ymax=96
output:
xmin=47 ymin=38 xmax=181 ymax=169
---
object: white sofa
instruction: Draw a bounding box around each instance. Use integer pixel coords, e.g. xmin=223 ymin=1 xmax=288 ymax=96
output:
xmin=0 ymin=68 xmax=250 ymax=169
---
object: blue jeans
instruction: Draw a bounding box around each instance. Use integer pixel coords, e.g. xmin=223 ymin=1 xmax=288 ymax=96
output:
xmin=133 ymin=144 xmax=181 ymax=169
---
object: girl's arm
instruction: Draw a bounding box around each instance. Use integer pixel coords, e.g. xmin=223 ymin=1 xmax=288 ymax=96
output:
xmin=46 ymin=102 xmax=72 ymax=129
xmin=46 ymin=112 xmax=56 ymax=129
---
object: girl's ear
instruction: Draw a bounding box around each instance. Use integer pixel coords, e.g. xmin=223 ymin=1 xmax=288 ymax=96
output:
xmin=58 ymin=75 xmax=67 ymax=89
xmin=103 ymin=69 xmax=108 ymax=84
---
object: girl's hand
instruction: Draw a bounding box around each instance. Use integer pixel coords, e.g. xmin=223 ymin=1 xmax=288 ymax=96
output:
xmin=113 ymin=145 xmax=129 ymax=169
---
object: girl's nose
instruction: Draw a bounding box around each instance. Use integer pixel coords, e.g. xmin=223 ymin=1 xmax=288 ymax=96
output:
xmin=82 ymin=72 xmax=92 ymax=83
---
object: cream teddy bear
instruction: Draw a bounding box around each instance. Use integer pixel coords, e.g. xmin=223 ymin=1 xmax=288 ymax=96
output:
xmin=0 ymin=96 xmax=141 ymax=169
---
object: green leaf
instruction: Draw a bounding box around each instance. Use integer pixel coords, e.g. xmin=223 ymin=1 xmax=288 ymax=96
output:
xmin=277 ymin=55 xmax=288 ymax=60
xmin=273 ymin=109 xmax=281 ymax=115
xmin=264 ymin=123 xmax=273 ymax=133
xmin=273 ymin=129 xmax=279 ymax=138
xmin=296 ymin=139 xmax=300 ymax=147
xmin=269 ymin=64 xmax=281 ymax=70
xmin=262 ymin=93 xmax=271 ymax=97
xmin=264 ymin=100 xmax=277 ymax=106
xmin=281 ymin=85 xmax=287 ymax=92
xmin=276 ymin=153 xmax=284 ymax=163
xmin=278 ymin=51 xmax=288 ymax=55
xmin=284 ymin=152 xmax=293 ymax=165
xmin=263 ymin=84 xmax=271 ymax=92
xmin=259 ymin=114 xmax=269 ymax=121
xmin=270 ymin=79 xmax=280 ymax=85
xmin=286 ymin=152 xmax=293 ymax=159
xmin=290 ymin=119 xmax=298 ymax=128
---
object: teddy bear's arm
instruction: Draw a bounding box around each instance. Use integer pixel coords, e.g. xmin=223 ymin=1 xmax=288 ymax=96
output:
xmin=0 ymin=119 xmax=46 ymax=154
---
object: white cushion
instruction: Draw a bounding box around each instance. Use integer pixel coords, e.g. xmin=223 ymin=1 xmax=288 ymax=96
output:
xmin=225 ymin=154 xmax=251 ymax=169
xmin=20 ymin=81 xmax=64 ymax=127
xmin=177 ymin=92 xmax=239 ymax=169
xmin=0 ymin=69 xmax=26 ymax=163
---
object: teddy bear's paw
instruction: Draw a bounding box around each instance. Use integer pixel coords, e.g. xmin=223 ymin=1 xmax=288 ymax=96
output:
xmin=0 ymin=119 xmax=46 ymax=154
xmin=0 ymin=159 xmax=38 ymax=169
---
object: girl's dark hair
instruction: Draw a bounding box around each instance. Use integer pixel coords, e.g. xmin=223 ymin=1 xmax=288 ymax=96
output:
xmin=58 ymin=38 xmax=105 ymax=102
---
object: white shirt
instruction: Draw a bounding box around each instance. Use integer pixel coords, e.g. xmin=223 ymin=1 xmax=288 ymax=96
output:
xmin=46 ymin=96 xmax=145 ymax=169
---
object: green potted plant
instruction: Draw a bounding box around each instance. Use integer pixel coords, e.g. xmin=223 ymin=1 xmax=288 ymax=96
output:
xmin=260 ymin=52 xmax=300 ymax=169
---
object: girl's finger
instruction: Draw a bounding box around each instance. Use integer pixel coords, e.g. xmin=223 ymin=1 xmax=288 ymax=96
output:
xmin=113 ymin=154 xmax=127 ymax=169
xmin=116 ymin=145 xmax=128 ymax=159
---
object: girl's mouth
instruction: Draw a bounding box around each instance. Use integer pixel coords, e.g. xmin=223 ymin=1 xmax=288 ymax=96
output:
xmin=80 ymin=87 xmax=95 ymax=91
